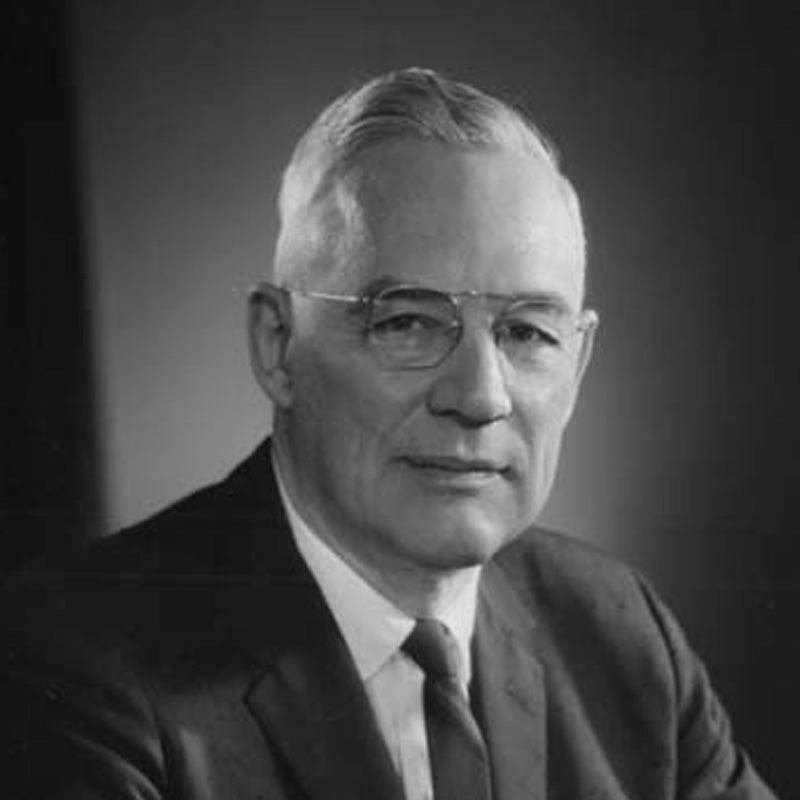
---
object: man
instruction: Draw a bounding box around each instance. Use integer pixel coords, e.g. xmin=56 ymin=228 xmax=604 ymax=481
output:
xmin=1 ymin=68 xmax=777 ymax=799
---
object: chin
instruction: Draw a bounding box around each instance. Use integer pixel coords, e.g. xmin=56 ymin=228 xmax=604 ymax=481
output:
xmin=401 ymin=513 xmax=511 ymax=571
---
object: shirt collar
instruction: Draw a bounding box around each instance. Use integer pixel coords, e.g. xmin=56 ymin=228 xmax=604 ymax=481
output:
xmin=273 ymin=453 xmax=481 ymax=685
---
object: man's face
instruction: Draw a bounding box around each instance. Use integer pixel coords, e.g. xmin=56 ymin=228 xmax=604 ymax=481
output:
xmin=274 ymin=141 xmax=593 ymax=581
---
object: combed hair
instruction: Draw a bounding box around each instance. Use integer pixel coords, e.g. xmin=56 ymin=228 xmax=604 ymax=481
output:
xmin=274 ymin=67 xmax=583 ymax=284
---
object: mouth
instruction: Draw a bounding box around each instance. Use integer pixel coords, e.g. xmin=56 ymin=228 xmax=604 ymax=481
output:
xmin=399 ymin=454 xmax=511 ymax=485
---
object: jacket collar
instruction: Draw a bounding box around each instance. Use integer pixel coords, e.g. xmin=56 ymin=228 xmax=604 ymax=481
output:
xmin=473 ymin=560 xmax=547 ymax=800
xmin=243 ymin=602 xmax=406 ymax=800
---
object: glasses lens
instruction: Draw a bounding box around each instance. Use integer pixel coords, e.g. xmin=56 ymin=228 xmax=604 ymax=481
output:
xmin=367 ymin=288 xmax=459 ymax=368
xmin=494 ymin=302 xmax=578 ymax=369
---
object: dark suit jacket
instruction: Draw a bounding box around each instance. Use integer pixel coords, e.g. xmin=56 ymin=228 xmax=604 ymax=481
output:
xmin=1 ymin=440 xmax=776 ymax=799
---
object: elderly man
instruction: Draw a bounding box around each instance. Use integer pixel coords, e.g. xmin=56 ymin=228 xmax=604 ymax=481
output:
xmin=1 ymin=69 xmax=776 ymax=799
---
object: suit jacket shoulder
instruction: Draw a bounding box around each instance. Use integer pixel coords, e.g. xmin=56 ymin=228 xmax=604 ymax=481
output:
xmin=480 ymin=527 xmax=777 ymax=799
xmin=0 ymin=441 xmax=340 ymax=800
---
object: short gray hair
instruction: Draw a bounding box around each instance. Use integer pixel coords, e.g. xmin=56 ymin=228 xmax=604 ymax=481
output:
xmin=274 ymin=67 xmax=584 ymax=285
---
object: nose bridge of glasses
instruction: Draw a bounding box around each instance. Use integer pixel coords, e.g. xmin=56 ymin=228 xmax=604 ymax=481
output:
xmin=450 ymin=291 xmax=509 ymax=346
xmin=444 ymin=298 xmax=512 ymax=373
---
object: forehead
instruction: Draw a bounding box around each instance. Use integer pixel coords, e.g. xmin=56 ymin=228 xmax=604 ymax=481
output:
xmin=338 ymin=140 xmax=585 ymax=308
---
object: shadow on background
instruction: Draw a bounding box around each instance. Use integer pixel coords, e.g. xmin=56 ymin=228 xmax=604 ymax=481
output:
xmin=2 ymin=0 xmax=798 ymax=795
xmin=0 ymin=2 xmax=102 ymax=572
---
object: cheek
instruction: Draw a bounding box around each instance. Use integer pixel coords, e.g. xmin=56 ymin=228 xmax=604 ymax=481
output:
xmin=519 ymin=376 xmax=575 ymax=441
xmin=291 ymin=357 xmax=369 ymax=454
xmin=514 ymin=378 xmax=577 ymax=493
xmin=288 ymin=345 xmax=422 ymax=475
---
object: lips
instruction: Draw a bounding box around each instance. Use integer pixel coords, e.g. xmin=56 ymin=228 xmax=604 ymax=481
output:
xmin=401 ymin=454 xmax=509 ymax=475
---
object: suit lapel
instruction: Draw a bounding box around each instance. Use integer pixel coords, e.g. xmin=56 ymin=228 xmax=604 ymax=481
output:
xmin=221 ymin=441 xmax=405 ymax=800
xmin=473 ymin=561 xmax=547 ymax=800
xmin=244 ymin=622 xmax=405 ymax=800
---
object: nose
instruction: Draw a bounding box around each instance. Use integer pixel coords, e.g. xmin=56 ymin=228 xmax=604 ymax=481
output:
xmin=426 ymin=325 xmax=513 ymax=426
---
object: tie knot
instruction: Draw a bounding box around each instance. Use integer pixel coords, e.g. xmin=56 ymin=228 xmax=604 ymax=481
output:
xmin=403 ymin=619 xmax=462 ymax=681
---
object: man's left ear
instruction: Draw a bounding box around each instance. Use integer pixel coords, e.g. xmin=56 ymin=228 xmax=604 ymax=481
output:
xmin=563 ymin=309 xmax=598 ymax=424
xmin=248 ymin=283 xmax=293 ymax=409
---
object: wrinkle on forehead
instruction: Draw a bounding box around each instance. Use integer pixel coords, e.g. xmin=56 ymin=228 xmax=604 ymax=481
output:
xmin=349 ymin=142 xmax=584 ymax=295
xmin=290 ymin=140 xmax=585 ymax=303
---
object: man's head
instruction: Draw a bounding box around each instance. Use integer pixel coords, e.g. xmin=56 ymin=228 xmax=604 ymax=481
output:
xmin=250 ymin=68 xmax=596 ymax=596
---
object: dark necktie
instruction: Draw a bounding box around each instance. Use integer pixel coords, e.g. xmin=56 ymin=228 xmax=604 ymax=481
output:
xmin=403 ymin=619 xmax=492 ymax=800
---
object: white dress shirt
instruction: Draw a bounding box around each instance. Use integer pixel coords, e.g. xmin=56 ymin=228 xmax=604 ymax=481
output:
xmin=274 ymin=459 xmax=481 ymax=800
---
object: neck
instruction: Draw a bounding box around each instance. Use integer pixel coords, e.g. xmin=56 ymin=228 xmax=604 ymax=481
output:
xmin=357 ymin=557 xmax=480 ymax=619
xmin=271 ymin=433 xmax=481 ymax=618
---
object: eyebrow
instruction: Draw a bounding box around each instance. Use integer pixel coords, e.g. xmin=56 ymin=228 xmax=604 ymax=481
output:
xmin=357 ymin=276 xmax=406 ymax=297
xmin=500 ymin=292 xmax=573 ymax=315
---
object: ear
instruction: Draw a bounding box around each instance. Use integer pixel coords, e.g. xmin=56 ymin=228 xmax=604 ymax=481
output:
xmin=248 ymin=283 xmax=293 ymax=409
xmin=563 ymin=309 xmax=598 ymax=424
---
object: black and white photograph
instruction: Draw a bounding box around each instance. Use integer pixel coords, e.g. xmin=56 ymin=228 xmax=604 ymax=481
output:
xmin=2 ymin=1 xmax=797 ymax=797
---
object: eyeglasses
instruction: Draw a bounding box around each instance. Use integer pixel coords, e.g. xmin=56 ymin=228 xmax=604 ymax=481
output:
xmin=259 ymin=282 xmax=597 ymax=372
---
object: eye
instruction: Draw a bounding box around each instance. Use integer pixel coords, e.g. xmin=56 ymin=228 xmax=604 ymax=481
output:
xmin=370 ymin=312 xmax=445 ymax=336
xmin=497 ymin=320 xmax=561 ymax=347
